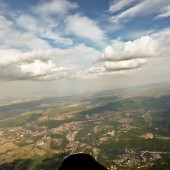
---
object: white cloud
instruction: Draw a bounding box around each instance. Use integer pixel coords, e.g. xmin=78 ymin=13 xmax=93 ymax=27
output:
xmin=58 ymin=44 xmax=100 ymax=66
xmin=104 ymin=59 xmax=147 ymax=71
xmin=0 ymin=59 xmax=74 ymax=81
xmin=66 ymin=14 xmax=106 ymax=44
xmin=85 ymin=66 xmax=105 ymax=74
xmin=109 ymin=0 xmax=170 ymax=23
xmin=151 ymin=28 xmax=170 ymax=57
xmin=19 ymin=0 xmax=79 ymax=46
xmin=0 ymin=48 xmax=75 ymax=81
xmin=0 ymin=44 xmax=100 ymax=81
xmin=0 ymin=49 xmax=57 ymax=67
xmin=17 ymin=59 xmax=76 ymax=81
xmin=16 ymin=14 xmax=44 ymax=34
xmin=1 ymin=0 xmax=78 ymax=48
xmin=0 ymin=44 xmax=100 ymax=68
xmin=0 ymin=15 xmax=12 ymax=30
xmin=19 ymin=60 xmax=56 ymax=77
xmin=98 ymin=36 xmax=160 ymax=62
xmin=0 ymin=15 xmax=52 ymax=50
xmin=42 ymin=31 xmax=73 ymax=46
xmin=1 ymin=0 xmax=169 ymax=82
xmin=81 ymin=66 xmax=138 ymax=79
xmin=109 ymin=0 xmax=135 ymax=14
xmin=0 ymin=0 xmax=105 ymax=50
xmin=95 ymin=29 xmax=170 ymax=75
xmin=32 ymin=0 xmax=78 ymax=15
xmin=1 ymin=29 xmax=169 ymax=81
xmin=0 ymin=15 xmax=13 ymax=39
xmin=123 ymin=29 xmax=155 ymax=40
xmin=10 ymin=33 xmax=51 ymax=50
xmin=156 ymin=6 xmax=170 ymax=19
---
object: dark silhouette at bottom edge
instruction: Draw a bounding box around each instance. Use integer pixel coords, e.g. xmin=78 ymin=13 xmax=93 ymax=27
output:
xmin=59 ymin=153 xmax=107 ymax=170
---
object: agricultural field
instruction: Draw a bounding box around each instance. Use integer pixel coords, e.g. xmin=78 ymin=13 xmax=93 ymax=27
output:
xmin=0 ymin=84 xmax=170 ymax=169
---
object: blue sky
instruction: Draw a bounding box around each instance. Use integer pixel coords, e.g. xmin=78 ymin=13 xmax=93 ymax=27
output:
xmin=0 ymin=0 xmax=170 ymax=98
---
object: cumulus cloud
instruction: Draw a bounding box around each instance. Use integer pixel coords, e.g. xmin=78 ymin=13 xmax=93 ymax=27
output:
xmin=0 ymin=64 xmax=28 ymax=81
xmin=0 ymin=49 xmax=60 ymax=67
xmin=0 ymin=44 xmax=100 ymax=68
xmin=0 ymin=59 xmax=74 ymax=81
xmin=81 ymin=59 xmax=147 ymax=79
xmin=19 ymin=60 xmax=56 ymax=77
xmin=1 ymin=30 xmax=169 ymax=81
xmin=1 ymin=0 xmax=169 ymax=82
xmin=81 ymin=66 xmax=138 ymax=79
xmin=0 ymin=48 xmax=63 ymax=80
xmin=0 ymin=44 xmax=100 ymax=81
xmin=85 ymin=66 xmax=105 ymax=74
xmin=0 ymin=49 xmax=75 ymax=81
xmin=97 ymin=36 xmax=160 ymax=62
xmin=55 ymin=44 xmax=100 ymax=68
xmin=151 ymin=28 xmax=170 ymax=58
xmin=104 ymin=59 xmax=147 ymax=71
xmin=66 ymin=14 xmax=106 ymax=44
xmin=18 ymin=60 xmax=75 ymax=81
xmin=95 ymin=30 xmax=170 ymax=75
